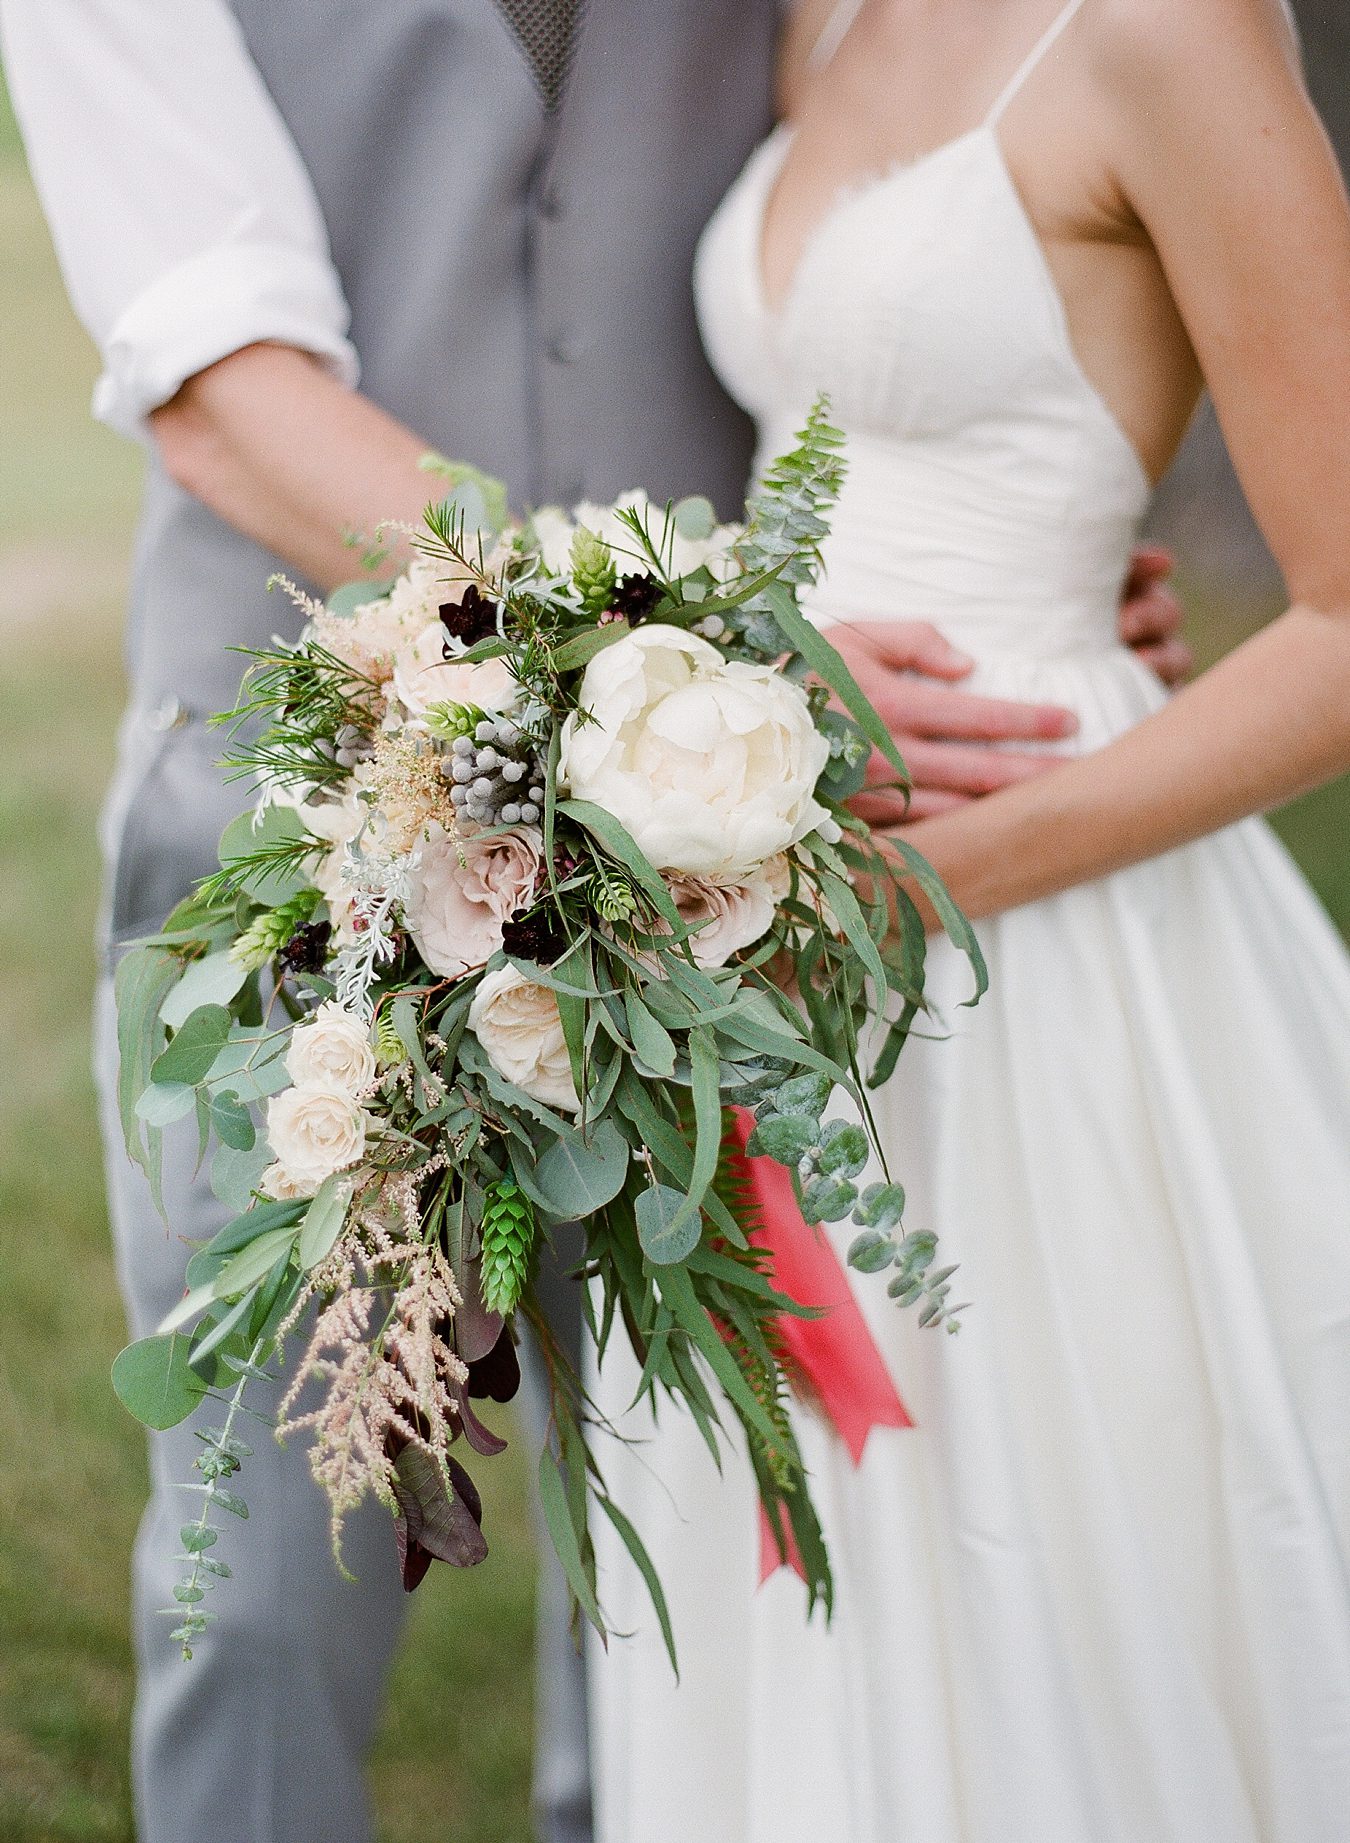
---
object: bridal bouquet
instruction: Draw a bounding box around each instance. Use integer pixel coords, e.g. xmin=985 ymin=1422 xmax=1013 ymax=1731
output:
xmin=112 ymin=401 xmax=983 ymax=1663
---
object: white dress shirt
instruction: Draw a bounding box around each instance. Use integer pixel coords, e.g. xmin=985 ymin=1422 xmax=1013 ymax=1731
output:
xmin=0 ymin=0 xmax=356 ymax=439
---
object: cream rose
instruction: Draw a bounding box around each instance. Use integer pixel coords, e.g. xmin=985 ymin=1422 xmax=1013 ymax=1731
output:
xmin=390 ymin=619 xmax=521 ymax=723
xmin=285 ymin=1001 xmax=377 ymax=1094
xmin=558 ymin=625 xmax=831 ymax=878
xmin=403 ymin=824 xmax=543 ymax=979
xmin=665 ymin=858 xmax=787 ymax=968
xmin=468 ymin=965 xmax=579 ymax=1114
xmin=258 ymin=1160 xmax=318 ymax=1202
xmin=266 ymin=1084 xmax=371 ymax=1190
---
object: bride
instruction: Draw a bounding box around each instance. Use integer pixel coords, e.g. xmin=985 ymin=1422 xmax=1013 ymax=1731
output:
xmin=588 ymin=1 xmax=1350 ymax=1839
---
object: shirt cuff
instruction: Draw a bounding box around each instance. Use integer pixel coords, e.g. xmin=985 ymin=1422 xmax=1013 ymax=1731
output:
xmin=92 ymin=240 xmax=359 ymax=440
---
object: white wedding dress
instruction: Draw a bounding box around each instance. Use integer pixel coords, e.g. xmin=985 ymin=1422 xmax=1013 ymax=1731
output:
xmin=587 ymin=3 xmax=1350 ymax=1838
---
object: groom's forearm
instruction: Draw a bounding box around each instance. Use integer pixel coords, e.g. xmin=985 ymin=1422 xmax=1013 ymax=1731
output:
xmin=150 ymin=342 xmax=433 ymax=591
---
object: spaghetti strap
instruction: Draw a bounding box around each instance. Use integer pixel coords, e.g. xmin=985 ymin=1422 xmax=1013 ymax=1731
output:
xmin=806 ymin=0 xmax=866 ymax=73
xmin=985 ymin=0 xmax=1089 ymax=127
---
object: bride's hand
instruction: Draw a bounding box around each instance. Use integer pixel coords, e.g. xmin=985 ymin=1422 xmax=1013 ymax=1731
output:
xmin=824 ymin=619 xmax=1079 ymax=822
xmin=834 ymin=549 xmax=1189 ymax=823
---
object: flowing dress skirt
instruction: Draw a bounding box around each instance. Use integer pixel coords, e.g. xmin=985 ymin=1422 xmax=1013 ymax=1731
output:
xmin=588 ymin=642 xmax=1350 ymax=1843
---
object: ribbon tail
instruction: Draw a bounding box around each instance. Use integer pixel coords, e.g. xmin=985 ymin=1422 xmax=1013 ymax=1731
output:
xmin=727 ymin=1109 xmax=913 ymax=1585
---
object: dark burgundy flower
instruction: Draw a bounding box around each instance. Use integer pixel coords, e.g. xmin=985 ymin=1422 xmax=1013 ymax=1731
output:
xmin=279 ymin=920 xmax=332 ymax=973
xmin=440 ymin=584 xmax=500 ymax=652
xmin=501 ymin=904 xmax=569 ymax=966
xmin=610 ymin=572 xmax=663 ymax=624
xmin=466 ymin=1325 xmax=521 ymax=1404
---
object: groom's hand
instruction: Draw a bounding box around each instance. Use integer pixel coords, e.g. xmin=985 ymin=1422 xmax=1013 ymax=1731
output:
xmin=834 ymin=547 xmax=1190 ymax=821
xmin=1120 ymin=547 xmax=1191 ymax=686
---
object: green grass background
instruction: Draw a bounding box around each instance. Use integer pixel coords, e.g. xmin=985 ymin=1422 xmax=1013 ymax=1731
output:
xmin=1 ymin=61 xmax=1347 ymax=1843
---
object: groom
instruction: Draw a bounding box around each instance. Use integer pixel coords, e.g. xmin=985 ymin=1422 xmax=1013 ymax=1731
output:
xmin=1 ymin=3 xmax=1188 ymax=1841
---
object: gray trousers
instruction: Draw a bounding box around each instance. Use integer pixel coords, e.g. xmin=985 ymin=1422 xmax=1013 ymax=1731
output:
xmin=94 ymin=982 xmax=592 ymax=1843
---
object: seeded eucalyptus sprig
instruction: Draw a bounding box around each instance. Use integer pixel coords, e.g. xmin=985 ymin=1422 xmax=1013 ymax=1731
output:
xmin=731 ymin=398 xmax=847 ymax=658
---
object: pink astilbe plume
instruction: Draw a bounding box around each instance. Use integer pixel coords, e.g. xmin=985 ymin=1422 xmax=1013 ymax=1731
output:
xmin=277 ymin=1176 xmax=468 ymax=1567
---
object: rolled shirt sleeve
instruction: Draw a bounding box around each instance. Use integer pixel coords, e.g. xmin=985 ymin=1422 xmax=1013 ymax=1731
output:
xmin=0 ymin=0 xmax=358 ymax=438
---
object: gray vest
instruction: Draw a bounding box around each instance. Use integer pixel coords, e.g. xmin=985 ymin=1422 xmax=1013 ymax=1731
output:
xmin=107 ymin=0 xmax=777 ymax=941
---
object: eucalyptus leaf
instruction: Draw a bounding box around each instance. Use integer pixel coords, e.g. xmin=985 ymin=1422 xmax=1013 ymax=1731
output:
xmin=160 ymin=950 xmax=251 ymax=1030
xmin=848 ymin=1229 xmax=898 ymax=1274
xmin=112 ymin=1333 xmax=205 ymax=1430
xmin=211 ymin=1225 xmax=299 ymax=1301
xmin=208 ymin=1089 xmax=256 ymax=1151
xmin=744 ymin=1113 xmax=818 ymax=1166
xmin=157 ymin=1279 xmax=222 ymax=1337
xmin=672 ymin=494 xmax=717 ymax=541
xmin=114 ymin=944 xmax=186 ymax=1213
xmin=853 ymin=1181 xmax=906 ymax=1234
xmin=888 ymin=836 xmax=989 ymax=1005
xmin=150 ymin=1004 xmax=234 ymax=1087
xmin=800 ymin=1175 xmax=858 ymax=1224
xmin=762 ymin=577 xmax=909 ymax=782
xmin=208 ymin=1127 xmax=274 ymax=1216
xmin=550 ymin=622 xmax=631 ymax=674
xmin=135 ymin=1081 xmax=196 ymax=1127
xmin=557 ymin=800 xmax=684 ymax=928
xmin=204 ymin=1025 xmax=291 ymax=1102
xmin=325 ymin=576 xmax=395 ymax=618
xmin=533 ymin=1118 xmax=631 ymax=1218
xmin=772 ymin=1072 xmax=834 ymax=1118
xmin=635 ymin=1184 xmax=701 ymax=1266
xmin=594 ymin=1493 xmax=679 ymax=1676
xmin=623 ymin=990 xmax=677 ymax=1078
xmin=188 ymin=1289 xmax=260 ymax=1369
xmin=298 ymin=1174 xmax=353 ymax=1270
xmin=537 ymin=1446 xmax=604 ymax=1632
xmin=815 ymin=1119 xmax=870 ymax=1180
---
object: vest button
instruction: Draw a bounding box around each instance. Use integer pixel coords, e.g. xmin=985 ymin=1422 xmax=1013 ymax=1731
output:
xmin=547 ymin=330 xmax=583 ymax=365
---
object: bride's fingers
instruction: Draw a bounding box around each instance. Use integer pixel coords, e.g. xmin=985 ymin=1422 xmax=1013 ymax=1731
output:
xmin=889 ymin=737 xmax=1065 ymax=796
xmin=1123 ymin=545 xmax=1176 ymax=600
xmin=823 ymin=618 xmax=976 ymax=681
xmin=876 ymin=678 xmax=1078 ymax=743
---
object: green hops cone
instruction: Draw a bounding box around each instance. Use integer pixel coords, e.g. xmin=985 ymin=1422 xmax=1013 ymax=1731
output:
xmin=570 ymin=525 xmax=617 ymax=618
xmin=374 ymin=1011 xmax=406 ymax=1069
xmin=230 ymin=887 xmax=321 ymax=971
xmin=424 ymin=700 xmax=488 ymax=743
xmin=479 ymin=1176 xmax=536 ymax=1317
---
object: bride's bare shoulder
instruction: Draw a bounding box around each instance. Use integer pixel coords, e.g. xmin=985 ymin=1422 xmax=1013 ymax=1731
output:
xmin=1091 ymin=0 xmax=1301 ymax=82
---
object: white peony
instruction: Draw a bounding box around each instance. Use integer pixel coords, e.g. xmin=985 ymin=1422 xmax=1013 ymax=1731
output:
xmin=266 ymin=1084 xmax=371 ymax=1191
xmin=285 ymin=1001 xmax=377 ymax=1095
xmin=468 ymin=965 xmax=579 ymax=1114
xmin=390 ymin=619 xmax=521 ymax=723
xmin=404 ymin=824 xmax=543 ymax=979
xmin=558 ymin=625 xmax=831 ymax=878
xmin=665 ymin=856 xmax=789 ymax=968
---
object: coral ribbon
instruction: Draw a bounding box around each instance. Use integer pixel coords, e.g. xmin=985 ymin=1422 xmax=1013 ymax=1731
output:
xmin=727 ymin=1110 xmax=913 ymax=1584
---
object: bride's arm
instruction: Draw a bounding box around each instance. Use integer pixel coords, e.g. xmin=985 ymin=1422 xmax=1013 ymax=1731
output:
xmin=887 ymin=0 xmax=1350 ymax=922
